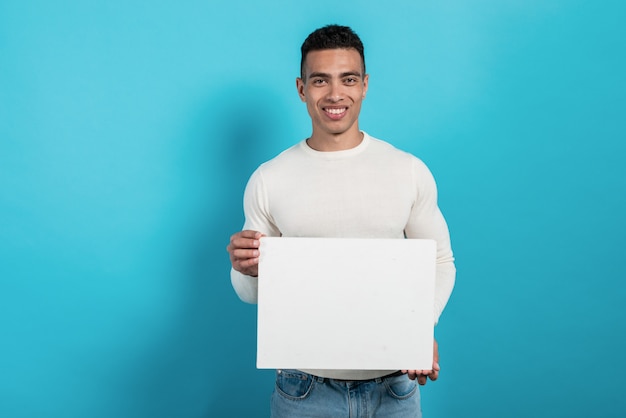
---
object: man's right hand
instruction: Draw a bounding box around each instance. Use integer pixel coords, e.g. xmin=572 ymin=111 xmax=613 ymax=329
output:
xmin=227 ymin=230 xmax=264 ymax=277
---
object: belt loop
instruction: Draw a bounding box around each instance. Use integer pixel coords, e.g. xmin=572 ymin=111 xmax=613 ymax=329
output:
xmin=316 ymin=375 xmax=325 ymax=383
xmin=375 ymin=377 xmax=383 ymax=384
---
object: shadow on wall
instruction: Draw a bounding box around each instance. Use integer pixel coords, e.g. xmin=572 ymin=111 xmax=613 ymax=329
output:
xmin=122 ymin=83 xmax=287 ymax=418
xmin=194 ymin=84 xmax=283 ymax=416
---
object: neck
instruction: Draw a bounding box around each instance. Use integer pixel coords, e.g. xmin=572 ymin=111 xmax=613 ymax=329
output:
xmin=306 ymin=128 xmax=364 ymax=152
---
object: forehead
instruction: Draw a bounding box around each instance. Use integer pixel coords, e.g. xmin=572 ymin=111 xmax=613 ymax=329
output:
xmin=303 ymin=48 xmax=364 ymax=76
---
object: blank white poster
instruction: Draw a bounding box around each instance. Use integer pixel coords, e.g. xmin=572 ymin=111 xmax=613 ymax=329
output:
xmin=257 ymin=237 xmax=436 ymax=370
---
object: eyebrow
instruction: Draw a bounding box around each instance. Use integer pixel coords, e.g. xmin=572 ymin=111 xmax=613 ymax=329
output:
xmin=308 ymin=71 xmax=363 ymax=79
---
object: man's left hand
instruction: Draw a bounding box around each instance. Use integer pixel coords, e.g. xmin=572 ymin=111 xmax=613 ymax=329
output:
xmin=402 ymin=339 xmax=440 ymax=385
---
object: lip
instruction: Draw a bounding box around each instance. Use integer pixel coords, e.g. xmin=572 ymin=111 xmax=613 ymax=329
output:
xmin=323 ymin=106 xmax=348 ymax=120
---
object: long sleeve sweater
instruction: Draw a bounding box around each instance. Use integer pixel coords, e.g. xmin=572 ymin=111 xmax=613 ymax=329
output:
xmin=231 ymin=132 xmax=455 ymax=380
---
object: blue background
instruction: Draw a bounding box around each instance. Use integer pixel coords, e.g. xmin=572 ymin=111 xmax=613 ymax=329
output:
xmin=1 ymin=1 xmax=625 ymax=417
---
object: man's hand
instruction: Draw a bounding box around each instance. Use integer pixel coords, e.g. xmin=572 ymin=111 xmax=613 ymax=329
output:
xmin=402 ymin=339 xmax=440 ymax=385
xmin=227 ymin=230 xmax=264 ymax=277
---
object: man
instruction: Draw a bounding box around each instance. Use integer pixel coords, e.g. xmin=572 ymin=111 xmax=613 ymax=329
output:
xmin=227 ymin=24 xmax=455 ymax=418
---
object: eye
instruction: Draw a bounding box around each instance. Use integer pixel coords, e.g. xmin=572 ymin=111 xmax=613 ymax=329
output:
xmin=311 ymin=78 xmax=327 ymax=86
xmin=344 ymin=77 xmax=359 ymax=85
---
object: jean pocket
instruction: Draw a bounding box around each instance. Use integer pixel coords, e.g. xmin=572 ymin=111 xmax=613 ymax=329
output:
xmin=384 ymin=375 xmax=418 ymax=400
xmin=275 ymin=369 xmax=315 ymax=400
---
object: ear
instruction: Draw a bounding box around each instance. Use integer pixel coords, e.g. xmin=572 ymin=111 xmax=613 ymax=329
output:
xmin=362 ymin=74 xmax=369 ymax=99
xmin=296 ymin=77 xmax=306 ymax=102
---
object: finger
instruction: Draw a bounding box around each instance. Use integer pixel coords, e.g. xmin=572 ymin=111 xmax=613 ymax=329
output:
xmin=229 ymin=231 xmax=263 ymax=250
xmin=234 ymin=256 xmax=260 ymax=268
xmin=231 ymin=248 xmax=260 ymax=260
xmin=229 ymin=247 xmax=260 ymax=275
xmin=428 ymin=360 xmax=440 ymax=381
xmin=238 ymin=230 xmax=263 ymax=239
xmin=428 ymin=368 xmax=439 ymax=382
xmin=231 ymin=237 xmax=261 ymax=251
xmin=405 ymin=370 xmax=421 ymax=380
xmin=417 ymin=374 xmax=427 ymax=385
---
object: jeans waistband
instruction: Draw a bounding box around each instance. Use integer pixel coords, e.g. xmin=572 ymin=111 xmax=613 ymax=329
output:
xmin=313 ymin=370 xmax=405 ymax=383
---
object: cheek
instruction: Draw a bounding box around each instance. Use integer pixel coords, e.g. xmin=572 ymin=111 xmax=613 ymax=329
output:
xmin=305 ymin=101 xmax=318 ymax=117
xmin=304 ymin=95 xmax=320 ymax=110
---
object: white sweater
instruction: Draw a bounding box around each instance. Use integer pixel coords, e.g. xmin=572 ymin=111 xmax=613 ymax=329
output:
xmin=231 ymin=132 xmax=456 ymax=380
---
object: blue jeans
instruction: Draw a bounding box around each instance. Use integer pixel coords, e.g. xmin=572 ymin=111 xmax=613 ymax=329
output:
xmin=270 ymin=369 xmax=422 ymax=418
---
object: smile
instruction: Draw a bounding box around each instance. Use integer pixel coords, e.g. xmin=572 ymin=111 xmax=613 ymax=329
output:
xmin=324 ymin=107 xmax=347 ymax=117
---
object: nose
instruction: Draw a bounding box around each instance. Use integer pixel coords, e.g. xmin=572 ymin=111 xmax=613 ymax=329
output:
xmin=327 ymin=81 xmax=343 ymax=102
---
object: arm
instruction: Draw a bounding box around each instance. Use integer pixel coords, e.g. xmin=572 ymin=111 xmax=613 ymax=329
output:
xmin=403 ymin=158 xmax=455 ymax=383
xmin=404 ymin=157 xmax=456 ymax=324
xmin=227 ymin=230 xmax=264 ymax=304
xmin=228 ymin=168 xmax=281 ymax=303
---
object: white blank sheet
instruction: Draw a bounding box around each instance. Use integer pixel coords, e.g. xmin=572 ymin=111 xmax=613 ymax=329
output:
xmin=257 ymin=237 xmax=436 ymax=370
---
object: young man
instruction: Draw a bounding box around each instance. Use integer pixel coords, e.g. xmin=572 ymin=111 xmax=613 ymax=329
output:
xmin=227 ymin=25 xmax=455 ymax=418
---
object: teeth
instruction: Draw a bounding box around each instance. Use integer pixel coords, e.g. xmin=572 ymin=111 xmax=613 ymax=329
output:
xmin=325 ymin=108 xmax=346 ymax=115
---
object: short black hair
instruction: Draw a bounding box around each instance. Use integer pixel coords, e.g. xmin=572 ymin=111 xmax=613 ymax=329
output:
xmin=300 ymin=24 xmax=366 ymax=79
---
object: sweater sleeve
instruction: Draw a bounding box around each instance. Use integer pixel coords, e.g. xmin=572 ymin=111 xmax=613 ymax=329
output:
xmin=404 ymin=157 xmax=456 ymax=325
xmin=231 ymin=167 xmax=281 ymax=304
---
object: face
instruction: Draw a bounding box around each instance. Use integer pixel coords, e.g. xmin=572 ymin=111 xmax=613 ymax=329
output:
xmin=297 ymin=48 xmax=369 ymax=141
